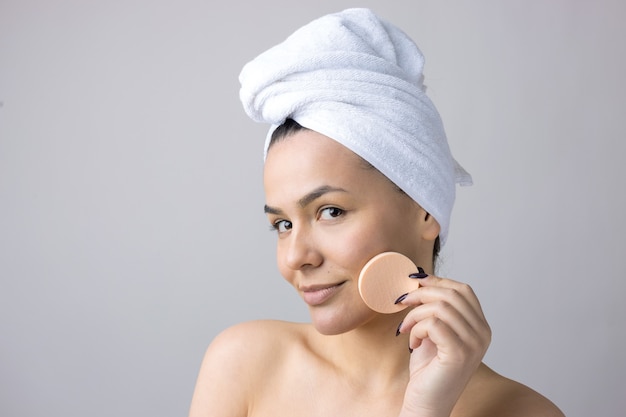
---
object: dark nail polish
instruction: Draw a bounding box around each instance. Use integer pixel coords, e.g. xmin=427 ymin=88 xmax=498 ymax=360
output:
xmin=395 ymin=321 xmax=403 ymax=337
xmin=408 ymin=347 xmax=414 ymax=353
xmin=417 ymin=266 xmax=425 ymax=274
xmin=394 ymin=293 xmax=408 ymax=304
xmin=409 ymin=271 xmax=428 ymax=279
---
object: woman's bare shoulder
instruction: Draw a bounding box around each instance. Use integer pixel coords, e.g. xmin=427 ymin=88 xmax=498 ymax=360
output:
xmin=213 ymin=319 xmax=306 ymax=344
xmin=200 ymin=320 xmax=309 ymax=373
xmin=455 ymin=364 xmax=565 ymax=417
xmin=189 ymin=320 xmax=309 ymax=416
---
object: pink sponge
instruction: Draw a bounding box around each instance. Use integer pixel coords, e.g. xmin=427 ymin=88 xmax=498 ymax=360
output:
xmin=358 ymin=252 xmax=420 ymax=314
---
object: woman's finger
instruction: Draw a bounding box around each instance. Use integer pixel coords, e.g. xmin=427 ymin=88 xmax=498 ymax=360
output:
xmin=399 ymin=279 xmax=489 ymax=336
xmin=399 ymin=300 xmax=484 ymax=349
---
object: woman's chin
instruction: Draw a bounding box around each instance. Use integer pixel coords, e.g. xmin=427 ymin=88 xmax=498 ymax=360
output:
xmin=308 ymin=304 xmax=374 ymax=335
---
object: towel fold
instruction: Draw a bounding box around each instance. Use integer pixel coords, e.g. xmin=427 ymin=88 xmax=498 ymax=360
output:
xmin=239 ymin=8 xmax=471 ymax=244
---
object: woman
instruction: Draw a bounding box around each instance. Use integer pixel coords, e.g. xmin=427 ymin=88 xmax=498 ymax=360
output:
xmin=189 ymin=8 xmax=564 ymax=417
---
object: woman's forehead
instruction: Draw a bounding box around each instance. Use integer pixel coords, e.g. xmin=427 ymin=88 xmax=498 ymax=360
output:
xmin=264 ymin=129 xmax=365 ymax=171
xmin=263 ymin=130 xmax=398 ymax=204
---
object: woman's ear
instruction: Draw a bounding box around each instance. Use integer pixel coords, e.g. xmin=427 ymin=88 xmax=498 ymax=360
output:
xmin=421 ymin=212 xmax=441 ymax=242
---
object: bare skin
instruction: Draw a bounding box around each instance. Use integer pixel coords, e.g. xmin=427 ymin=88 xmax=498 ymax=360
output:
xmin=189 ymin=130 xmax=565 ymax=417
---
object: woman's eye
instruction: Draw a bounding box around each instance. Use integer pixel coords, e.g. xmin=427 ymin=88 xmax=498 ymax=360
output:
xmin=319 ymin=207 xmax=344 ymax=220
xmin=273 ymin=220 xmax=292 ymax=233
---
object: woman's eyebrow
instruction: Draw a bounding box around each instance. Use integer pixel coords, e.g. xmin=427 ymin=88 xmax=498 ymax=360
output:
xmin=263 ymin=204 xmax=282 ymax=215
xmin=298 ymin=185 xmax=347 ymax=208
xmin=263 ymin=185 xmax=347 ymax=214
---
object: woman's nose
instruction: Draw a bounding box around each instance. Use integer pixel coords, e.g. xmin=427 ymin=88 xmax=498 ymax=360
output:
xmin=283 ymin=226 xmax=323 ymax=271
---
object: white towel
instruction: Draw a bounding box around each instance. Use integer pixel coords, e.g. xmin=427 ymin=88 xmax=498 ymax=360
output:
xmin=239 ymin=8 xmax=472 ymax=244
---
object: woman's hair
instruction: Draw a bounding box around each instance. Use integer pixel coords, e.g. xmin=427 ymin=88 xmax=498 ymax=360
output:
xmin=269 ymin=119 xmax=441 ymax=267
xmin=269 ymin=118 xmax=308 ymax=147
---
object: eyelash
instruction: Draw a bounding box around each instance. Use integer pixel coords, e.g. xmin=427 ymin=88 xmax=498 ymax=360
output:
xmin=319 ymin=206 xmax=344 ymax=219
xmin=269 ymin=220 xmax=292 ymax=233
xmin=268 ymin=207 xmax=345 ymax=233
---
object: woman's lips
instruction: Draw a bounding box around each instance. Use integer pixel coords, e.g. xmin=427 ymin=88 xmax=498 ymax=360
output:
xmin=301 ymin=282 xmax=346 ymax=306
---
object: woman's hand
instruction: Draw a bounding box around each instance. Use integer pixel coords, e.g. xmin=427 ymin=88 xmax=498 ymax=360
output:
xmin=396 ymin=274 xmax=492 ymax=417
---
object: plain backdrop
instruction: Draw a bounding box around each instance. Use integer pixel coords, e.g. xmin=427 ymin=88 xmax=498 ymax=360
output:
xmin=1 ymin=1 xmax=625 ymax=416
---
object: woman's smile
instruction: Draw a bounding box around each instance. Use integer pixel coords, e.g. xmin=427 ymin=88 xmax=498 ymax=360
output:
xmin=300 ymin=281 xmax=347 ymax=306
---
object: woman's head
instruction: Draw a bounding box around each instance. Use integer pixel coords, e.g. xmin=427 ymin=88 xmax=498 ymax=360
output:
xmin=240 ymin=8 xmax=472 ymax=246
xmin=263 ymin=127 xmax=440 ymax=334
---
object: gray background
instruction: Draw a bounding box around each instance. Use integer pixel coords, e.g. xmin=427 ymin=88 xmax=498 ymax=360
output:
xmin=1 ymin=0 xmax=624 ymax=416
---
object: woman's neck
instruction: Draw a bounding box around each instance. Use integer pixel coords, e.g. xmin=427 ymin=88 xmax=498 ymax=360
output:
xmin=311 ymin=311 xmax=411 ymax=391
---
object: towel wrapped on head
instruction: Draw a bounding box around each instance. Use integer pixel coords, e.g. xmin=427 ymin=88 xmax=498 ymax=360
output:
xmin=239 ymin=7 xmax=471 ymax=245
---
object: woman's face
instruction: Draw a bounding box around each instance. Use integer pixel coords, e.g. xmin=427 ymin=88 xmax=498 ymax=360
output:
xmin=263 ymin=129 xmax=438 ymax=335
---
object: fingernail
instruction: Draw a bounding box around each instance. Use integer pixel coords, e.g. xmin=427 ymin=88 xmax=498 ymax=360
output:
xmin=394 ymin=293 xmax=408 ymax=304
xmin=395 ymin=321 xmax=403 ymax=337
xmin=409 ymin=271 xmax=428 ymax=279
xmin=408 ymin=347 xmax=414 ymax=353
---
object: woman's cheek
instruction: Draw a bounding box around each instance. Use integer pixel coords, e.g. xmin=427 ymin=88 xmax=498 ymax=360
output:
xmin=327 ymin=225 xmax=381 ymax=269
xmin=275 ymin=245 xmax=294 ymax=284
